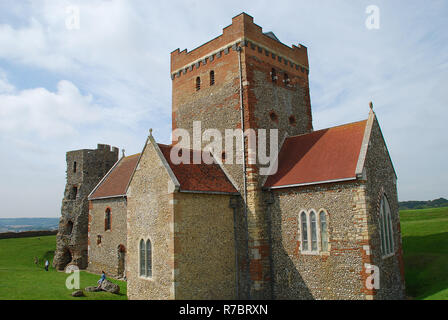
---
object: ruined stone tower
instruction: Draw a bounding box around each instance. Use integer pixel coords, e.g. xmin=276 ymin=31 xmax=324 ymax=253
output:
xmin=53 ymin=144 xmax=118 ymax=270
xmin=170 ymin=13 xmax=313 ymax=299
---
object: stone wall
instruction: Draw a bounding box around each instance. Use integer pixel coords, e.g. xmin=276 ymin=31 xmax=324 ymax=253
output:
xmin=126 ymin=138 xmax=175 ymax=300
xmin=269 ymin=181 xmax=369 ymax=300
xmin=88 ymin=197 xmax=127 ymax=277
xmin=362 ymin=117 xmax=406 ymax=299
xmin=54 ymin=144 xmax=118 ymax=270
xmin=173 ymin=192 xmax=237 ymax=299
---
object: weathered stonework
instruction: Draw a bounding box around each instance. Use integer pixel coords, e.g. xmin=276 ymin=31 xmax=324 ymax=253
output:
xmin=126 ymin=138 xmax=175 ymax=300
xmin=53 ymin=144 xmax=118 ymax=270
xmin=87 ymin=197 xmax=127 ymax=277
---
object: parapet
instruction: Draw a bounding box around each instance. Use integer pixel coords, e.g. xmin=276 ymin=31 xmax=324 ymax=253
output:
xmin=170 ymin=12 xmax=309 ymax=77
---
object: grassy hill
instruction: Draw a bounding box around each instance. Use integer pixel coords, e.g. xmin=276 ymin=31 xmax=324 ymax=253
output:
xmin=0 ymin=218 xmax=59 ymax=233
xmin=400 ymin=206 xmax=448 ymax=300
xmin=399 ymin=197 xmax=448 ymax=210
xmin=0 ymin=235 xmax=126 ymax=300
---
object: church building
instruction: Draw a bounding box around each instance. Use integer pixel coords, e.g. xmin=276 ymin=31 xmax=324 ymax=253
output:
xmin=56 ymin=13 xmax=406 ymax=300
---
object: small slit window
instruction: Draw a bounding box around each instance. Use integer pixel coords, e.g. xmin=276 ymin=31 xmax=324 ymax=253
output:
xmin=73 ymin=161 xmax=77 ymax=173
xmin=105 ymin=208 xmax=111 ymax=231
xmin=71 ymin=186 xmax=78 ymax=200
xmin=210 ymin=70 xmax=215 ymax=86
xmin=196 ymin=77 xmax=201 ymax=91
xmin=271 ymin=68 xmax=277 ymax=83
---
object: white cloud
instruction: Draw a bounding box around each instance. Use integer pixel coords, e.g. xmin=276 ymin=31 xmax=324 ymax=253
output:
xmin=0 ymin=0 xmax=447 ymax=218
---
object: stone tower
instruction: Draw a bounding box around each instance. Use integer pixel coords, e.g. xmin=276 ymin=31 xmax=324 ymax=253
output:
xmin=53 ymin=144 xmax=118 ymax=270
xmin=170 ymin=13 xmax=313 ymax=299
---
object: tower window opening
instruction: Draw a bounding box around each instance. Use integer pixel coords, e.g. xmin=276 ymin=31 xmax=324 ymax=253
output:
xmin=196 ymin=77 xmax=201 ymax=91
xmin=71 ymin=186 xmax=78 ymax=200
xmin=271 ymin=68 xmax=277 ymax=83
xmin=210 ymin=71 xmax=215 ymax=86
xmin=73 ymin=161 xmax=77 ymax=173
xmin=269 ymin=111 xmax=278 ymax=122
xmin=289 ymin=115 xmax=296 ymax=126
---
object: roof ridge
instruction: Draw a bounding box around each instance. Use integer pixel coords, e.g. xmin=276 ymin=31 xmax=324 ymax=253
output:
xmin=287 ymin=119 xmax=368 ymax=140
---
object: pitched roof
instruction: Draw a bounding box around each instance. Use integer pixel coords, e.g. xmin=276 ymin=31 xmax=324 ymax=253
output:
xmin=264 ymin=120 xmax=368 ymax=189
xmin=89 ymin=153 xmax=140 ymax=200
xmin=157 ymin=143 xmax=238 ymax=194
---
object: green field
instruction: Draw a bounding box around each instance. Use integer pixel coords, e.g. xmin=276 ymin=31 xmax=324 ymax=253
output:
xmin=0 ymin=235 xmax=126 ymax=300
xmin=400 ymin=206 xmax=448 ymax=300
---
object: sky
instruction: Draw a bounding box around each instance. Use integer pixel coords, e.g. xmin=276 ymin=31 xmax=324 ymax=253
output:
xmin=0 ymin=0 xmax=447 ymax=218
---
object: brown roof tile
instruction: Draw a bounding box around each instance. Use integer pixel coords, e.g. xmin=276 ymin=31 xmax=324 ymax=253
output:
xmin=264 ymin=120 xmax=367 ymax=188
xmin=158 ymin=143 xmax=238 ymax=194
xmin=89 ymin=153 xmax=140 ymax=199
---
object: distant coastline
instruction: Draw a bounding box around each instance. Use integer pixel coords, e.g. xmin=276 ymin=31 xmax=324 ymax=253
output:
xmin=0 ymin=218 xmax=59 ymax=233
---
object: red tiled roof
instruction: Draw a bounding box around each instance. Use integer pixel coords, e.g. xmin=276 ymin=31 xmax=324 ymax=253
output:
xmin=264 ymin=120 xmax=367 ymax=188
xmin=89 ymin=153 xmax=140 ymax=199
xmin=157 ymin=143 xmax=238 ymax=194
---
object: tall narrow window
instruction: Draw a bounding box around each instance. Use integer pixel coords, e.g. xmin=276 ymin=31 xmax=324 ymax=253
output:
xmin=310 ymin=211 xmax=318 ymax=251
xmin=196 ymin=77 xmax=201 ymax=91
xmin=379 ymin=195 xmax=394 ymax=256
xmin=300 ymin=212 xmax=308 ymax=251
xmin=320 ymin=211 xmax=328 ymax=252
xmin=210 ymin=70 xmax=215 ymax=86
xmin=146 ymin=239 xmax=152 ymax=277
xmin=73 ymin=161 xmax=77 ymax=173
xmin=105 ymin=208 xmax=111 ymax=231
xmin=271 ymin=68 xmax=277 ymax=83
xmin=71 ymin=186 xmax=78 ymax=200
xmin=139 ymin=239 xmax=145 ymax=276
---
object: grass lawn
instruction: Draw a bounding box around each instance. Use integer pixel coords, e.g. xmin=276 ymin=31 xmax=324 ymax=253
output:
xmin=400 ymin=206 xmax=448 ymax=300
xmin=0 ymin=235 xmax=127 ymax=300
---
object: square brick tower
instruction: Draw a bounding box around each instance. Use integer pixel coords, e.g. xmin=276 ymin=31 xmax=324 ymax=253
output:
xmin=170 ymin=13 xmax=313 ymax=299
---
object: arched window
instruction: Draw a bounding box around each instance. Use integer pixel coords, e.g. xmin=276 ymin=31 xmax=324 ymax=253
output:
xmin=380 ymin=195 xmax=394 ymax=256
xmin=105 ymin=208 xmax=111 ymax=231
xmin=210 ymin=70 xmax=215 ymax=86
xmin=300 ymin=212 xmax=308 ymax=251
xmin=146 ymin=239 xmax=152 ymax=277
xmin=196 ymin=77 xmax=201 ymax=91
xmin=320 ymin=211 xmax=328 ymax=252
xmin=310 ymin=211 xmax=317 ymax=251
xmin=139 ymin=239 xmax=145 ymax=276
xmin=271 ymin=68 xmax=277 ymax=83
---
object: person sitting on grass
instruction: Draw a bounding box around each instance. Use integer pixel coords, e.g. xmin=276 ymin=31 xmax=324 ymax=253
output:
xmin=97 ymin=271 xmax=106 ymax=289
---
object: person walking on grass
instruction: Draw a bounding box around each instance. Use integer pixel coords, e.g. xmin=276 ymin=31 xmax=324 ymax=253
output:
xmin=44 ymin=260 xmax=49 ymax=271
xmin=97 ymin=271 xmax=106 ymax=289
